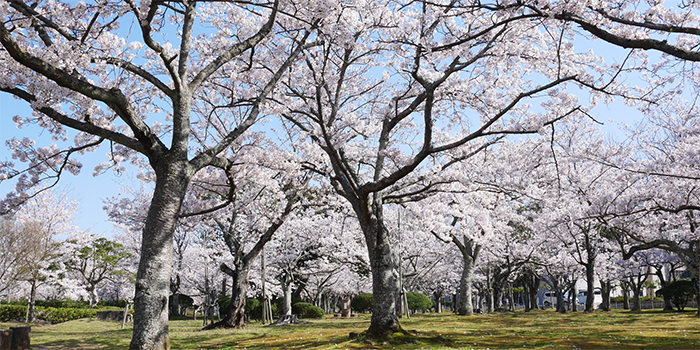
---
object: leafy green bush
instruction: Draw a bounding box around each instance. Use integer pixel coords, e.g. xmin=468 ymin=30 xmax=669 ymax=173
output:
xmin=656 ymin=280 xmax=696 ymax=311
xmin=351 ymin=293 xmax=373 ymax=313
xmin=246 ymin=298 xmax=261 ymax=315
xmin=406 ymin=292 xmax=432 ymax=313
xmin=1 ymin=305 xmax=98 ymax=323
xmin=223 ymin=297 xmax=276 ymax=320
xmin=0 ymin=305 xmax=26 ymax=321
xmin=36 ymin=299 xmax=91 ymax=309
xmin=292 ymin=302 xmax=324 ymax=319
xmin=39 ymin=307 xmax=97 ymax=324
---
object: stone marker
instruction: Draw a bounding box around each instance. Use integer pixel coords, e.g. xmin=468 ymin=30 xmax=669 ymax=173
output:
xmin=9 ymin=326 xmax=30 ymax=350
xmin=0 ymin=329 xmax=12 ymax=350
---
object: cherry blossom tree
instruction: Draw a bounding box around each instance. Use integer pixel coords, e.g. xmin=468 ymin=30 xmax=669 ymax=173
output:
xmin=206 ymin=152 xmax=310 ymax=328
xmin=0 ymin=1 xmax=319 ymax=348
xmin=0 ymin=217 xmax=34 ymax=298
xmin=277 ymin=0 xmax=602 ymax=337
xmin=4 ymin=190 xmax=78 ymax=320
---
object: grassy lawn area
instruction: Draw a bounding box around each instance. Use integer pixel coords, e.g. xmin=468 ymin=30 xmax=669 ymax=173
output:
xmin=3 ymin=309 xmax=698 ymax=349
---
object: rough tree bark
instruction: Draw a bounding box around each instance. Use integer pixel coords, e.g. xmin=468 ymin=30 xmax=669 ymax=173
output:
xmin=281 ymin=272 xmax=294 ymax=317
xmin=431 ymin=226 xmax=481 ymax=316
xmin=131 ymin=163 xmax=193 ymax=350
xmin=584 ymin=260 xmax=596 ymax=313
xmin=24 ymin=277 xmax=37 ymax=323
xmin=456 ymin=238 xmax=480 ymax=316
xmin=599 ymin=280 xmax=612 ymax=311
xmin=366 ymin=240 xmax=401 ymax=338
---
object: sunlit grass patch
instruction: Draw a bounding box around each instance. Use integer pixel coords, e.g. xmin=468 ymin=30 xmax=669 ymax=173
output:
xmin=7 ymin=308 xmax=699 ymax=349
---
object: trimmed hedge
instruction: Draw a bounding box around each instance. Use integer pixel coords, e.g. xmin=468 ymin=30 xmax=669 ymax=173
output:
xmin=0 ymin=305 xmax=98 ymax=323
xmin=40 ymin=307 xmax=97 ymax=324
xmin=292 ymin=302 xmax=324 ymax=319
xmin=0 ymin=305 xmax=26 ymax=321
xmin=351 ymin=293 xmax=373 ymax=313
xmin=406 ymin=292 xmax=432 ymax=313
xmin=36 ymin=299 xmax=91 ymax=309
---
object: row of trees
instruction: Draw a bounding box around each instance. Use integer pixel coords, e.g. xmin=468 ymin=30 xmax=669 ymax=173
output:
xmin=0 ymin=192 xmax=133 ymax=320
xmin=2 ymin=0 xmax=700 ymax=349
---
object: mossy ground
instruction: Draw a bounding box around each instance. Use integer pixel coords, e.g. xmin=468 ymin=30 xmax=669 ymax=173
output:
xmin=2 ymin=308 xmax=698 ymax=349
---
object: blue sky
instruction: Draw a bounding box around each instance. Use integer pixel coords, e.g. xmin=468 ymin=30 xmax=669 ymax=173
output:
xmin=0 ymin=93 xmax=124 ymax=236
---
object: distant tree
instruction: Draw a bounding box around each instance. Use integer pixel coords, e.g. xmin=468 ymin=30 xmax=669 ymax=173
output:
xmin=65 ymin=235 xmax=133 ymax=307
xmin=0 ymin=217 xmax=32 ymax=297
xmin=4 ymin=191 xmax=77 ymax=321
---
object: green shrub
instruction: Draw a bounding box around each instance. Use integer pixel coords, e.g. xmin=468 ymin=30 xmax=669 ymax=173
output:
xmin=292 ymin=302 xmax=324 ymax=319
xmin=406 ymin=292 xmax=432 ymax=313
xmin=244 ymin=298 xmax=263 ymax=319
xmin=0 ymin=305 xmax=26 ymax=321
xmin=218 ymin=296 xmax=231 ymax=315
xmin=223 ymin=297 xmax=277 ymax=320
xmin=1 ymin=305 xmax=98 ymax=323
xmin=656 ymin=279 xmax=696 ymax=311
xmin=351 ymin=293 xmax=373 ymax=313
xmin=39 ymin=307 xmax=97 ymax=323
xmin=36 ymin=299 xmax=90 ymax=309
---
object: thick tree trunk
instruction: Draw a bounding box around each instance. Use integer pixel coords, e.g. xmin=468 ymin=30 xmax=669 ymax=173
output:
xmin=621 ymin=282 xmax=630 ymax=310
xmin=555 ymin=288 xmax=567 ymax=314
xmin=25 ymin=278 xmax=37 ymax=322
xmin=457 ymin=254 xmax=476 ymax=315
xmin=130 ymin=164 xmax=192 ymax=350
xmin=523 ymin=283 xmax=530 ymax=312
xmin=204 ymin=265 xmax=250 ymax=329
xmin=493 ymin=286 xmax=504 ymax=311
xmin=365 ymin=240 xmax=401 ymax=339
xmin=282 ymin=273 xmax=293 ymax=316
xmin=455 ymin=236 xmax=479 ymax=316
xmin=599 ymin=280 xmax=611 ymax=311
xmin=89 ymin=285 xmax=100 ymax=308
xmin=585 ymin=261 xmax=596 ymax=313
xmin=630 ymin=280 xmax=642 ymax=312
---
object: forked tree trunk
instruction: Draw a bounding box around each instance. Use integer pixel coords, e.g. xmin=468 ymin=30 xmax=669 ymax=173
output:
xmin=204 ymin=264 xmax=251 ymax=329
xmin=455 ymin=236 xmax=480 ymax=316
xmin=89 ymin=285 xmax=100 ymax=308
xmin=130 ymin=163 xmax=192 ymax=350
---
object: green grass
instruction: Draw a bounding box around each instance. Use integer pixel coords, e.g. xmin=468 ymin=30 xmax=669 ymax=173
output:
xmin=4 ymin=309 xmax=699 ymax=349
